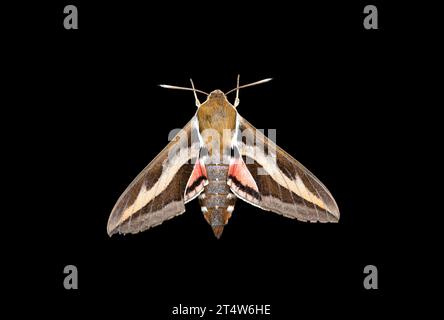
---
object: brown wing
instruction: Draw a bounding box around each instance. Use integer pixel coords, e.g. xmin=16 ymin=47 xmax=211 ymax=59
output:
xmin=234 ymin=115 xmax=340 ymax=223
xmin=107 ymin=117 xmax=201 ymax=236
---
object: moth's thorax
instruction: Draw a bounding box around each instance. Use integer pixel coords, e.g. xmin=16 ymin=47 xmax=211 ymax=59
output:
xmin=197 ymin=90 xmax=237 ymax=157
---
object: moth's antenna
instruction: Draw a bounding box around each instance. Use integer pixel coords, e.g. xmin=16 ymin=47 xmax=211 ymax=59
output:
xmin=159 ymin=83 xmax=209 ymax=98
xmin=190 ymin=79 xmax=201 ymax=107
xmin=225 ymin=77 xmax=273 ymax=96
xmin=234 ymin=74 xmax=240 ymax=107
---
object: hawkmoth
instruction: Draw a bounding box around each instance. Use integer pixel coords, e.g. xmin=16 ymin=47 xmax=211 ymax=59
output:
xmin=107 ymin=76 xmax=340 ymax=238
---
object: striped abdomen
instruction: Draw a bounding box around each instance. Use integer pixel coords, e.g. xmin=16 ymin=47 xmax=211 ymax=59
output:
xmin=199 ymin=164 xmax=236 ymax=238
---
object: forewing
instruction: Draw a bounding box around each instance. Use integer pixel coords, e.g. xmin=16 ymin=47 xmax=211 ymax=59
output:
xmin=234 ymin=115 xmax=340 ymax=222
xmin=107 ymin=117 xmax=201 ymax=235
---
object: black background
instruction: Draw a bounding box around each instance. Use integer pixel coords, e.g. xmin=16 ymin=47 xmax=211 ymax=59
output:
xmin=19 ymin=0 xmax=428 ymax=318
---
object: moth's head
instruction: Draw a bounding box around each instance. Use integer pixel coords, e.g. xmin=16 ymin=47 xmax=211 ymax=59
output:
xmin=204 ymin=90 xmax=230 ymax=108
xmin=209 ymin=89 xmax=225 ymax=99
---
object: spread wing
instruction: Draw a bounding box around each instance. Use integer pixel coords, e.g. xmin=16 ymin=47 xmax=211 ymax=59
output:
xmin=107 ymin=117 xmax=203 ymax=236
xmin=230 ymin=115 xmax=340 ymax=223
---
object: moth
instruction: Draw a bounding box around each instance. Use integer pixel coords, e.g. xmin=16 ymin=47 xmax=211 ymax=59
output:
xmin=107 ymin=76 xmax=340 ymax=238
